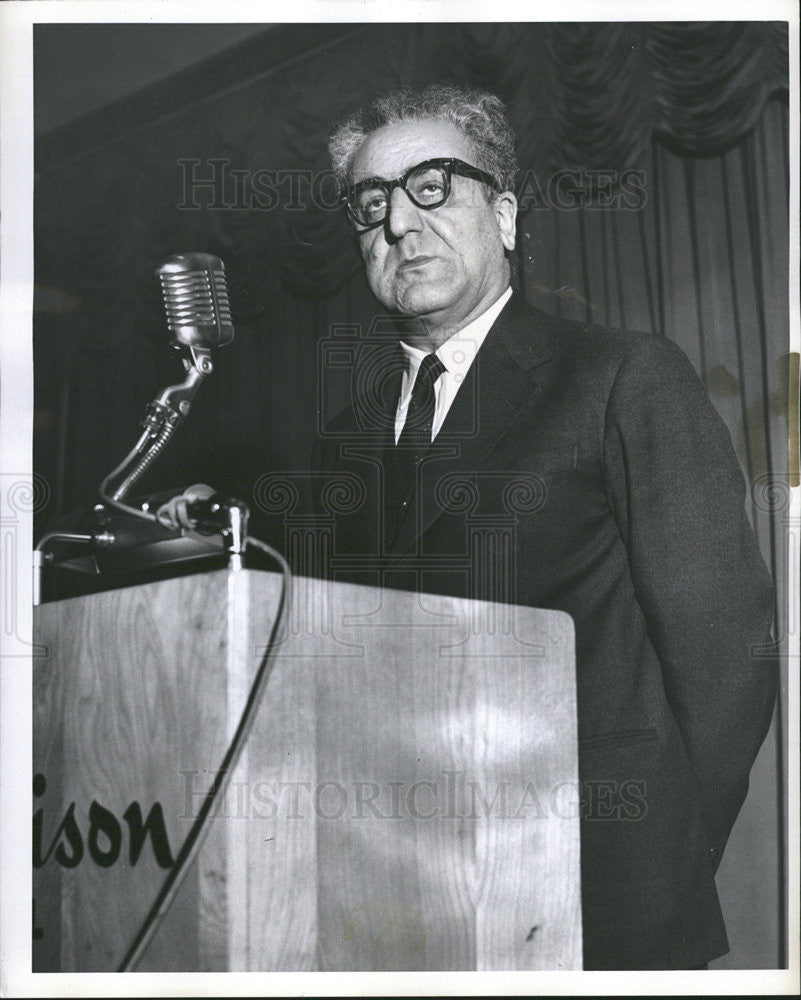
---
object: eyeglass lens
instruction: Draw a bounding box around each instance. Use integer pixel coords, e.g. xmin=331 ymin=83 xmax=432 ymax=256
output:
xmin=352 ymin=163 xmax=449 ymax=226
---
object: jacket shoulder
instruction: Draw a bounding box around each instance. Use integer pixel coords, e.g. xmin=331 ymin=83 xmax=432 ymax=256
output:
xmin=505 ymin=293 xmax=699 ymax=388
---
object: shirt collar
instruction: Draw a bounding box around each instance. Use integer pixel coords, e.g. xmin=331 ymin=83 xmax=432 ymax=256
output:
xmin=398 ymin=286 xmax=513 ymax=380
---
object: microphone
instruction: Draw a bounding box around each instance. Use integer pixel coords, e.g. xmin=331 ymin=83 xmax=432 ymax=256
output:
xmin=35 ymin=252 xmax=244 ymax=602
xmin=103 ymin=253 xmax=235 ymax=502
xmin=155 ymin=252 xmax=235 ymax=350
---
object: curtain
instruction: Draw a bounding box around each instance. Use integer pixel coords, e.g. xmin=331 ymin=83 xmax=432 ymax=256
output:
xmin=513 ymin=96 xmax=790 ymax=968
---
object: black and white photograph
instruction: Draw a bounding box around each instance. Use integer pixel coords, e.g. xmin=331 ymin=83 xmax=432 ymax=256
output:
xmin=0 ymin=1 xmax=797 ymax=995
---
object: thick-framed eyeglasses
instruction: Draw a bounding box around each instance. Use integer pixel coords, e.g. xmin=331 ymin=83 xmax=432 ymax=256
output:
xmin=344 ymin=157 xmax=499 ymax=231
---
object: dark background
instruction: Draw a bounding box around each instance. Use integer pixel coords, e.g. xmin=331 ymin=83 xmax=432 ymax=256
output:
xmin=33 ymin=21 xmax=790 ymax=968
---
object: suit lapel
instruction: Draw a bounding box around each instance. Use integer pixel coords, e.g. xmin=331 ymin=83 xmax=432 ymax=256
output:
xmin=388 ymin=293 xmax=554 ymax=558
xmin=325 ymin=343 xmax=403 ymax=558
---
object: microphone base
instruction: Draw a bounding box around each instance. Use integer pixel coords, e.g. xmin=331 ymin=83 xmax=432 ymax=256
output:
xmin=37 ymin=502 xmax=229 ymax=604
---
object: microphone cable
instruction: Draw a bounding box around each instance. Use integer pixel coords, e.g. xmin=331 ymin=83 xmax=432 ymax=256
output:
xmin=116 ymin=536 xmax=291 ymax=971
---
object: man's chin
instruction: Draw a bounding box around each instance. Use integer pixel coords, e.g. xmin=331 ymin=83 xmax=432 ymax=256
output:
xmin=389 ymin=285 xmax=456 ymax=324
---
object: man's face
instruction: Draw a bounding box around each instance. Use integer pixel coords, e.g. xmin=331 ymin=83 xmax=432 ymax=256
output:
xmin=349 ymin=119 xmax=517 ymax=335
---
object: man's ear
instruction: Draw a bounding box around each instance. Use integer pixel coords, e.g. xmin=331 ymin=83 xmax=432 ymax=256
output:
xmin=495 ymin=191 xmax=517 ymax=252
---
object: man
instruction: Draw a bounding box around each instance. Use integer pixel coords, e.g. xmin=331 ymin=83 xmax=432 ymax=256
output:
xmin=313 ymin=84 xmax=777 ymax=970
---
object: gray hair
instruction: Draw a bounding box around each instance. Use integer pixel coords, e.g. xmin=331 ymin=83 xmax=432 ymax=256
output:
xmin=328 ymin=83 xmax=518 ymax=196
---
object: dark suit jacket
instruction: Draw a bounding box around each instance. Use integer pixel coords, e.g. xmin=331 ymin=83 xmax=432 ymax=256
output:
xmin=311 ymin=291 xmax=777 ymax=970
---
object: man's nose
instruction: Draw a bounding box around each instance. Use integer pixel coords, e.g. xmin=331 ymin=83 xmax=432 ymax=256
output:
xmin=386 ymin=186 xmax=424 ymax=239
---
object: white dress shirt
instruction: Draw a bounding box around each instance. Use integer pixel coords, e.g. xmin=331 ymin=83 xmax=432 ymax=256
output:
xmin=394 ymin=287 xmax=513 ymax=444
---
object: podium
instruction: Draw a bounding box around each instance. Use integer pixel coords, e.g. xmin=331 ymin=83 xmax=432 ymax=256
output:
xmin=33 ymin=567 xmax=581 ymax=971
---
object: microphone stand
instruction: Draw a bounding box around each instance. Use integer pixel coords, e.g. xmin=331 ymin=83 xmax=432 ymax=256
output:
xmin=33 ymin=345 xmax=218 ymax=604
xmin=103 ymin=344 xmax=214 ymax=507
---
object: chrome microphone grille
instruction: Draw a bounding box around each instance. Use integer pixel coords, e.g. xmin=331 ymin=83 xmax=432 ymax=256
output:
xmin=155 ymin=252 xmax=235 ymax=349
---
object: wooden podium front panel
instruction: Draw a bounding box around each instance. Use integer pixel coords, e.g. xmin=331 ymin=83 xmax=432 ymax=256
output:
xmin=33 ymin=569 xmax=580 ymax=972
xmin=32 ymin=570 xmax=278 ymax=972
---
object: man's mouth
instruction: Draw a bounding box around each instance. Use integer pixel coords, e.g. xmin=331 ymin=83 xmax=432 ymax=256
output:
xmin=397 ymin=255 xmax=436 ymax=271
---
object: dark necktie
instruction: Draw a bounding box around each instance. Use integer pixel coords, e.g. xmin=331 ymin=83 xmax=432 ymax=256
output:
xmin=381 ymin=352 xmax=446 ymax=550
xmin=396 ymin=352 xmax=446 ymax=482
